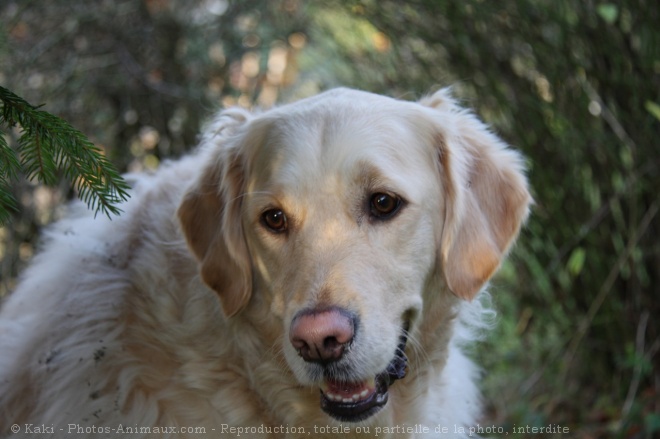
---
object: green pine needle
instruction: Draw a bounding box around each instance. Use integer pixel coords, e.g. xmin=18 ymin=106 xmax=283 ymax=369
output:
xmin=0 ymin=86 xmax=131 ymax=223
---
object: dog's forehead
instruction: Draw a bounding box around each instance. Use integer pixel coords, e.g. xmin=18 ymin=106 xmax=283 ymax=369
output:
xmin=246 ymin=92 xmax=438 ymax=198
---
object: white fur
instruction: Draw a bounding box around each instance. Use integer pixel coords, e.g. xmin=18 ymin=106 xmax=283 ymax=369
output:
xmin=0 ymin=88 xmax=530 ymax=438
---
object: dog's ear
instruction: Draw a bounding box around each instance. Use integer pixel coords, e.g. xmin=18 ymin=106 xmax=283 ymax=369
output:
xmin=178 ymin=110 xmax=253 ymax=317
xmin=421 ymin=89 xmax=531 ymax=300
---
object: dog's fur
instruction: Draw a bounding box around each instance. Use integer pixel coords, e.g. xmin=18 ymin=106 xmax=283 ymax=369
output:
xmin=0 ymin=89 xmax=530 ymax=438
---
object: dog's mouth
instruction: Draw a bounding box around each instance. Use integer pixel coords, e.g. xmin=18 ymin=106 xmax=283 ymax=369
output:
xmin=319 ymin=329 xmax=409 ymax=422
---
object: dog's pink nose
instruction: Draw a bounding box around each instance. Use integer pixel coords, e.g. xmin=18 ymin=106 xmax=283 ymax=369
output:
xmin=290 ymin=308 xmax=355 ymax=364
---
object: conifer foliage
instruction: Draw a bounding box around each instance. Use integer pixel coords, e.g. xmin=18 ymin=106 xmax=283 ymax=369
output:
xmin=0 ymin=86 xmax=130 ymax=223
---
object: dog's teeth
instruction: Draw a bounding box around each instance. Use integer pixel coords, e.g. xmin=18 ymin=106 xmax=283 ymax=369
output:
xmin=322 ymin=379 xmax=375 ymax=403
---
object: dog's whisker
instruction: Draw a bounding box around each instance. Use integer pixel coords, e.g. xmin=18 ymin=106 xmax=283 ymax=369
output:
xmin=227 ymin=190 xmax=273 ymax=205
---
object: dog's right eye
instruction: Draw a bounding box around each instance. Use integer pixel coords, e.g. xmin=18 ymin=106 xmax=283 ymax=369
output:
xmin=261 ymin=208 xmax=288 ymax=233
xmin=369 ymin=192 xmax=403 ymax=220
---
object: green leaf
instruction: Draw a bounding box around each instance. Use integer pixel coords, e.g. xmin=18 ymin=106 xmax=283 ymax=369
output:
xmin=0 ymin=180 xmax=17 ymax=224
xmin=0 ymin=131 xmax=21 ymax=180
xmin=645 ymin=101 xmax=660 ymax=121
xmin=567 ymin=247 xmax=587 ymax=276
xmin=597 ymin=4 xmax=618 ymax=24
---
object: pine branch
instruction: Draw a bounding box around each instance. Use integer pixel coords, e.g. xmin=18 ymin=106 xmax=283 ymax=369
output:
xmin=0 ymin=86 xmax=131 ymax=223
xmin=0 ymin=132 xmax=21 ymax=223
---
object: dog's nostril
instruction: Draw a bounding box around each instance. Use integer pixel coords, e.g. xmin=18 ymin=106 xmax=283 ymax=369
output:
xmin=323 ymin=336 xmax=340 ymax=350
xmin=289 ymin=308 xmax=355 ymax=364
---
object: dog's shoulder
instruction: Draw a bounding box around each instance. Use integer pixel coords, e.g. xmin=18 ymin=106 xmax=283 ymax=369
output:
xmin=0 ymin=153 xmax=214 ymax=428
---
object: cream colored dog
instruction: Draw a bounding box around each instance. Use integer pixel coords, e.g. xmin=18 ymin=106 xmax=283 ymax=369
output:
xmin=0 ymin=88 xmax=530 ymax=438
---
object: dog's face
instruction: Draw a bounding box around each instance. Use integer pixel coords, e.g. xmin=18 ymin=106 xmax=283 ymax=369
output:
xmin=242 ymin=97 xmax=441 ymax=421
xmin=178 ymin=89 xmax=530 ymax=422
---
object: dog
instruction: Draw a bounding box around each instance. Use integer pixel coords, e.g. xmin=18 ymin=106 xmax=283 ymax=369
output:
xmin=0 ymin=88 xmax=530 ymax=438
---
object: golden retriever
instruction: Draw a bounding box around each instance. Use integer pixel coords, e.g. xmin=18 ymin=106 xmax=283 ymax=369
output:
xmin=0 ymin=88 xmax=530 ymax=438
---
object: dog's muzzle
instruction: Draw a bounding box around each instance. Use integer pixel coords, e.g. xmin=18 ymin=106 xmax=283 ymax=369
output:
xmin=319 ymin=328 xmax=409 ymax=422
xmin=289 ymin=308 xmax=410 ymax=422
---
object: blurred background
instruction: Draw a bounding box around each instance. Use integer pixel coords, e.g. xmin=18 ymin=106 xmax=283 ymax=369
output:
xmin=0 ymin=1 xmax=658 ymax=437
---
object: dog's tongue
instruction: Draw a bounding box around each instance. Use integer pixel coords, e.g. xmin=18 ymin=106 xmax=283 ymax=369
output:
xmin=321 ymin=378 xmax=376 ymax=402
xmin=326 ymin=379 xmax=367 ymax=395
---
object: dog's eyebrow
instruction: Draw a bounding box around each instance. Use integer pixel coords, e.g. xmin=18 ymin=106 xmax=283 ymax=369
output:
xmin=229 ymin=191 xmax=273 ymax=205
xmin=355 ymin=160 xmax=389 ymax=189
xmin=354 ymin=160 xmax=410 ymax=200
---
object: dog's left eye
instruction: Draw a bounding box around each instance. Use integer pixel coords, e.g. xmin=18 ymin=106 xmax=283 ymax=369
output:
xmin=370 ymin=193 xmax=403 ymax=220
xmin=261 ymin=208 xmax=288 ymax=233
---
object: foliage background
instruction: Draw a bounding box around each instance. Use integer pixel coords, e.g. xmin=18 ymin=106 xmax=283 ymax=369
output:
xmin=1 ymin=1 xmax=658 ymax=437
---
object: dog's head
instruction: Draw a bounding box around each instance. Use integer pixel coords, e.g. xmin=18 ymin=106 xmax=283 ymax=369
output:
xmin=178 ymin=89 xmax=531 ymax=422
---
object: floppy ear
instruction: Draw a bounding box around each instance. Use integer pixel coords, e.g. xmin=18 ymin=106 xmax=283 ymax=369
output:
xmin=177 ymin=110 xmax=253 ymax=317
xmin=422 ymin=89 xmax=531 ymax=300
